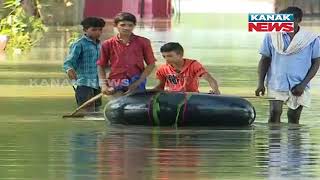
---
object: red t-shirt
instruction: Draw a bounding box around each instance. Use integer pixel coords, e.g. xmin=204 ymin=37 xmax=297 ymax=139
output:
xmin=156 ymin=59 xmax=208 ymax=92
xmin=97 ymin=34 xmax=156 ymax=80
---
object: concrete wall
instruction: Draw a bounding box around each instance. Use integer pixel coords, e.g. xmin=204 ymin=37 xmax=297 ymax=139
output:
xmin=275 ymin=0 xmax=320 ymax=15
xmin=41 ymin=0 xmax=85 ymax=26
xmin=84 ymin=0 xmax=122 ymax=19
xmin=1 ymin=0 xmax=172 ymax=25
xmin=84 ymin=0 xmax=172 ymax=19
xmin=122 ymin=0 xmax=140 ymax=16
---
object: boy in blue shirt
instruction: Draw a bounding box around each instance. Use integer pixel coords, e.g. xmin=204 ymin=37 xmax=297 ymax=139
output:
xmin=63 ymin=17 xmax=105 ymax=112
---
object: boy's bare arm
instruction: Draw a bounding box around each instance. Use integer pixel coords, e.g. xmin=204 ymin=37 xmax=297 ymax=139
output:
xmin=98 ymin=65 xmax=107 ymax=83
xmin=98 ymin=65 xmax=113 ymax=95
xmin=202 ymin=72 xmax=220 ymax=94
xmin=63 ymin=43 xmax=81 ymax=81
xmin=126 ymin=64 xmax=156 ymax=93
xmin=138 ymin=64 xmax=155 ymax=83
xmin=66 ymin=69 xmax=77 ymax=80
xmin=152 ymin=80 xmax=165 ymax=91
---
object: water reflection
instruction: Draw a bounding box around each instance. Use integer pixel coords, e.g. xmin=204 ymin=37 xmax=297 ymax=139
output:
xmin=68 ymin=126 xmax=256 ymax=179
xmin=97 ymin=128 xmax=152 ymax=179
xmin=69 ymin=132 xmax=98 ymax=179
xmin=257 ymin=124 xmax=318 ymax=179
xmin=65 ymin=124 xmax=320 ymax=180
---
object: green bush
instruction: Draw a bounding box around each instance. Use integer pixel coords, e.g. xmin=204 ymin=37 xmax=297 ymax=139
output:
xmin=0 ymin=0 xmax=47 ymax=53
xmin=67 ymin=31 xmax=81 ymax=46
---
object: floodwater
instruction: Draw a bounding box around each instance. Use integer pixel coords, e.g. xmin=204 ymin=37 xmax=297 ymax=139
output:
xmin=0 ymin=12 xmax=320 ymax=179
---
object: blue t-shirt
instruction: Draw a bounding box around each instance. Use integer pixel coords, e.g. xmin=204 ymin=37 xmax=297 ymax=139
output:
xmin=259 ymin=32 xmax=320 ymax=91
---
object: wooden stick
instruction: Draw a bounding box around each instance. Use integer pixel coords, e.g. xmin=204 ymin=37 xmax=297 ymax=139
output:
xmin=205 ymin=93 xmax=276 ymax=100
xmin=240 ymin=96 xmax=276 ymax=100
xmin=63 ymin=93 xmax=103 ymax=118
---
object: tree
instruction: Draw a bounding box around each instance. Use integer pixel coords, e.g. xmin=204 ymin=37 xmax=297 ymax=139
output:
xmin=0 ymin=0 xmax=47 ymax=53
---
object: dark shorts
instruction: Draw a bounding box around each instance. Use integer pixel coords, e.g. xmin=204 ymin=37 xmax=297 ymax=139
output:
xmin=75 ymin=86 xmax=102 ymax=112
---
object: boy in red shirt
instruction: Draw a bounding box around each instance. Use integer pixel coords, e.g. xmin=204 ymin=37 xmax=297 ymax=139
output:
xmin=97 ymin=12 xmax=156 ymax=95
xmin=154 ymin=42 xmax=220 ymax=94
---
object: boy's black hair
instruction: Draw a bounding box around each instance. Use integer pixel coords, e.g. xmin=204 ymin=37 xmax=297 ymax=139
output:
xmin=160 ymin=42 xmax=184 ymax=55
xmin=114 ymin=12 xmax=137 ymax=25
xmin=81 ymin=17 xmax=106 ymax=30
xmin=279 ymin=6 xmax=303 ymax=22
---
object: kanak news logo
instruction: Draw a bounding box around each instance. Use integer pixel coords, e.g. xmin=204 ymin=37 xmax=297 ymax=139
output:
xmin=248 ymin=13 xmax=294 ymax=32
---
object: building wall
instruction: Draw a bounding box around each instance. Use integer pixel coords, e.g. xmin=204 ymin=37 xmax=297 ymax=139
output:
xmin=83 ymin=0 xmax=172 ymax=19
xmin=41 ymin=0 xmax=85 ymax=26
xmin=84 ymin=0 xmax=122 ymax=19
xmin=122 ymin=0 xmax=140 ymax=16
xmin=1 ymin=0 xmax=172 ymax=25
xmin=143 ymin=0 xmax=153 ymax=18
xmin=152 ymin=0 xmax=171 ymax=18
xmin=274 ymin=0 xmax=320 ymax=15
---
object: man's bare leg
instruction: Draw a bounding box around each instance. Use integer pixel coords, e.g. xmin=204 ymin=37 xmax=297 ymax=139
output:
xmin=269 ymin=100 xmax=284 ymax=123
xmin=287 ymin=105 xmax=303 ymax=124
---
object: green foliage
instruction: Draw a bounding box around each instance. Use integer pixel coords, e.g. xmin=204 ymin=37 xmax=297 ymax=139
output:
xmin=67 ymin=31 xmax=81 ymax=46
xmin=0 ymin=0 xmax=47 ymax=54
xmin=6 ymin=33 xmax=33 ymax=53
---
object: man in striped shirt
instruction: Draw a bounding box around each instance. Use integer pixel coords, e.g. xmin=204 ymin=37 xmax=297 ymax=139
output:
xmin=63 ymin=17 xmax=105 ymax=112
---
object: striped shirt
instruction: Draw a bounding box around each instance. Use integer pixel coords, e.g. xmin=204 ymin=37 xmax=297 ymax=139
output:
xmin=63 ymin=35 xmax=101 ymax=89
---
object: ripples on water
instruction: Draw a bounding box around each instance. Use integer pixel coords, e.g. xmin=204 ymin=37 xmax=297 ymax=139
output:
xmin=0 ymin=123 xmax=319 ymax=179
xmin=0 ymin=13 xmax=320 ymax=179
